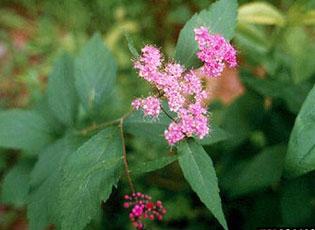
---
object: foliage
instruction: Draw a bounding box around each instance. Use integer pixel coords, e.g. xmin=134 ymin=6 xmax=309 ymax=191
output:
xmin=0 ymin=0 xmax=315 ymax=229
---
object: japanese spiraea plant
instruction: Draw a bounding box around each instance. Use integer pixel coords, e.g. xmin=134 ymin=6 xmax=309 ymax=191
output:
xmin=126 ymin=27 xmax=236 ymax=228
xmin=0 ymin=0 xmax=241 ymax=229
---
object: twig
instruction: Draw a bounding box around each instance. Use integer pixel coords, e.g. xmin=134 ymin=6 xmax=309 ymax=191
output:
xmin=79 ymin=110 xmax=133 ymax=136
xmin=119 ymin=117 xmax=135 ymax=193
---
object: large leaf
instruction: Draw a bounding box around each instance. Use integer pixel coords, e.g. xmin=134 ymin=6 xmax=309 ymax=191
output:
xmin=28 ymin=135 xmax=84 ymax=230
xmin=175 ymin=0 xmax=238 ymax=68
xmin=238 ymin=2 xmax=285 ymax=25
xmin=221 ymin=145 xmax=286 ymax=197
xmin=75 ymin=33 xmax=117 ymax=112
xmin=0 ymin=110 xmax=53 ymax=153
xmin=285 ymin=85 xmax=315 ymax=177
xmin=177 ymin=139 xmax=227 ymax=230
xmin=47 ymin=53 xmax=78 ymax=126
xmin=57 ymin=127 xmax=122 ymax=230
xmin=1 ymin=160 xmax=32 ymax=207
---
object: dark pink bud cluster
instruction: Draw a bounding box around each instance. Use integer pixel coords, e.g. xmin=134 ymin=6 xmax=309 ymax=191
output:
xmin=123 ymin=192 xmax=167 ymax=230
xmin=131 ymin=26 xmax=237 ymax=145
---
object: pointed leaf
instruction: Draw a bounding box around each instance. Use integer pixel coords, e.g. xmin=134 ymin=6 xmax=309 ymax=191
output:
xmin=178 ymin=139 xmax=227 ymax=230
xmin=175 ymin=0 xmax=238 ymax=68
xmin=75 ymin=33 xmax=117 ymax=112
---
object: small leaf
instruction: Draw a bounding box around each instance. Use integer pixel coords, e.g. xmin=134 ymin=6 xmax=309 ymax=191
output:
xmin=221 ymin=145 xmax=286 ymax=197
xmin=285 ymin=85 xmax=315 ymax=177
xmin=0 ymin=110 xmax=53 ymax=153
xmin=58 ymin=127 xmax=122 ymax=230
xmin=131 ymin=155 xmax=177 ymax=175
xmin=238 ymin=2 xmax=285 ymax=26
xmin=198 ymin=124 xmax=230 ymax=145
xmin=125 ymin=33 xmax=139 ymax=58
xmin=47 ymin=53 xmax=78 ymax=126
xmin=75 ymin=33 xmax=117 ymax=112
xmin=124 ymin=110 xmax=171 ymax=144
xmin=177 ymin=139 xmax=227 ymax=230
xmin=284 ymin=27 xmax=315 ymax=84
xmin=175 ymin=0 xmax=238 ymax=68
xmin=1 ymin=160 xmax=33 ymax=207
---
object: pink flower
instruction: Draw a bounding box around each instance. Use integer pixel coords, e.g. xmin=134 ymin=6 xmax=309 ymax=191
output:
xmin=164 ymin=122 xmax=186 ymax=145
xmin=194 ymin=26 xmax=237 ymax=77
xmin=131 ymin=26 xmax=236 ymax=145
xmin=131 ymin=96 xmax=161 ymax=118
xmin=133 ymin=45 xmax=162 ymax=83
xmin=123 ymin=192 xmax=167 ymax=230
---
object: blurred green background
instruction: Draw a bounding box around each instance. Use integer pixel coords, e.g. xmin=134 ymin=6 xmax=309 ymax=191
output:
xmin=0 ymin=0 xmax=315 ymax=229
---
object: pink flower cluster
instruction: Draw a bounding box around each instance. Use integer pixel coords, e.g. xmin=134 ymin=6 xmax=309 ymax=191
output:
xmin=123 ymin=192 xmax=167 ymax=230
xmin=195 ymin=26 xmax=237 ymax=77
xmin=131 ymin=26 xmax=237 ymax=145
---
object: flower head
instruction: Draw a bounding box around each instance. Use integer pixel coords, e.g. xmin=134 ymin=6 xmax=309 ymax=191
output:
xmin=131 ymin=27 xmax=237 ymax=145
xmin=131 ymin=96 xmax=161 ymax=118
xmin=194 ymin=26 xmax=237 ymax=77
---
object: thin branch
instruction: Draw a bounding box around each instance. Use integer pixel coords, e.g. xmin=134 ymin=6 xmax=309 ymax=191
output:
xmin=119 ymin=118 xmax=135 ymax=193
xmin=79 ymin=110 xmax=133 ymax=136
xmin=79 ymin=119 xmax=120 ymax=135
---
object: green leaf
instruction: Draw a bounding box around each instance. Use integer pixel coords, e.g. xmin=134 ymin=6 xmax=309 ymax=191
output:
xmin=281 ymin=178 xmax=313 ymax=226
xmin=1 ymin=160 xmax=32 ymax=207
xmin=302 ymin=10 xmax=315 ymax=25
xmin=221 ymin=145 xmax=286 ymax=197
xmin=0 ymin=110 xmax=53 ymax=153
xmin=240 ymin=73 xmax=312 ymax=114
xmin=285 ymin=85 xmax=315 ymax=177
xmin=221 ymin=92 xmax=264 ymax=147
xmin=177 ymin=139 xmax=227 ymax=230
xmin=238 ymin=2 xmax=285 ymax=26
xmin=75 ymin=33 xmax=117 ymax=112
xmin=284 ymin=27 xmax=315 ymax=83
xmin=131 ymin=155 xmax=177 ymax=175
xmin=28 ymin=135 xmax=84 ymax=230
xmin=124 ymin=110 xmax=171 ymax=145
xmin=175 ymin=0 xmax=238 ymax=68
xmin=198 ymin=124 xmax=230 ymax=145
xmin=125 ymin=33 xmax=139 ymax=58
xmin=57 ymin=127 xmax=122 ymax=230
xmin=47 ymin=53 xmax=78 ymax=126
